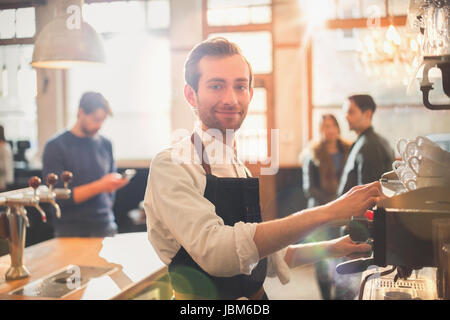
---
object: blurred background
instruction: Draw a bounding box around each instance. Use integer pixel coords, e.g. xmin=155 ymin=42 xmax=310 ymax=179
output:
xmin=0 ymin=0 xmax=449 ymax=247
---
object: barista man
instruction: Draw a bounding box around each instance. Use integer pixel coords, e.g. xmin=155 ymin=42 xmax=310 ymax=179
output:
xmin=144 ymin=37 xmax=382 ymax=300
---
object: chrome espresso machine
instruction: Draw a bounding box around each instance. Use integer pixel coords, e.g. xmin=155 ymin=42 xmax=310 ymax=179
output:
xmin=337 ymin=184 xmax=450 ymax=300
xmin=334 ymin=0 xmax=450 ymax=300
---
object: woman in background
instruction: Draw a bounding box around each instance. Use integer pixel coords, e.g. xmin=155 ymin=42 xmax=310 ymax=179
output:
xmin=300 ymin=113 xmax=352 ymax=300
xmin=0 ymin=125 xmax=14 ymax=191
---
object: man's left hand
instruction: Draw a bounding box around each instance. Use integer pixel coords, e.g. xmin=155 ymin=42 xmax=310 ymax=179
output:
xmin=328 ymin=235 xmax=372 ymax=259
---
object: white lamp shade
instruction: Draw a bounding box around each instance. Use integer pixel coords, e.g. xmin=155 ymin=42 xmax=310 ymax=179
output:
xmin=31 ymin=17 xmax=106 ymax=69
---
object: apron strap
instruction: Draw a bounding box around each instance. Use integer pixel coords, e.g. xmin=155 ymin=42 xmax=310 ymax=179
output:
xmin=191 ymin=132 xmax=249 ymax=178
xmin=191 ymin=133 xmax=212 ymax=175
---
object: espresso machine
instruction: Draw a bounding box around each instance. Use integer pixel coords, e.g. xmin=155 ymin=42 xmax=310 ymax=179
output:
xmin=336 ymin=133 xmax=450 ymax=300
xmin=335 ymin=134 xmax=450 ymax=299
xmin=335 ymin=0 xmax=450 ymax=300
xmin=0 ymin=171 xmax=72 ymax=280
xmin=336 ymin=184 xmax=450 ymax=300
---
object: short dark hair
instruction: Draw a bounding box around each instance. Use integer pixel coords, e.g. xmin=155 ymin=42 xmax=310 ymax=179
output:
xmin=184 ymin=37 xmax=253 ymax=92
xmin=348 ymin=94 xmax=376 ymax=114
xmin=79 ymin=92 xmax=112 ymax=116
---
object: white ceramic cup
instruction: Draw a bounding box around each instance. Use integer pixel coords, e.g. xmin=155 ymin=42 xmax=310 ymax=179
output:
xmin=393 ymin=160 xmax=417 ymax=190
xmin=397 ymin=138 xmax=411 ymax=157
xmin=408 ymin=155 xmax=450 ymax=178
xmin=405 ymin=136 xmax=450 ymax=167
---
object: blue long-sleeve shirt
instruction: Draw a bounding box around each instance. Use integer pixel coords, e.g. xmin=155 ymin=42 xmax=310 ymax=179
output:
xmin=42 ymin=130 xmax=118 ymax=236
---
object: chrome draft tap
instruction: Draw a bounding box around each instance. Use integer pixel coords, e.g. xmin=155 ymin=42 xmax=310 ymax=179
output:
xmin=0 ymin=171 xmax=73 ymax=281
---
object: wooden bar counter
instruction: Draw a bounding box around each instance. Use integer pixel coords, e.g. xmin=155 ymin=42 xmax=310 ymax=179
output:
xmin=0 ymin=232 xmax=168 ymax=300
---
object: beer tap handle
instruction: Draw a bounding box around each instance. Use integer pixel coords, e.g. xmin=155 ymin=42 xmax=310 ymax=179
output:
xmin=28 ymin=176 xmax=41 ymax=198
xmin=49 ymin=200 xmax=61 ymax=219
xmin=61 ymin=171 xmax=73 ymax=189
xmin=46 ymin=173 xmax=58 ymax=193
xmin=18 ymin=207 xmax=30 ymax=228
xmin=28 ymin=176 xmax=47 ymax=223
xmin=32 ymin=203 xmax=47 ymax=223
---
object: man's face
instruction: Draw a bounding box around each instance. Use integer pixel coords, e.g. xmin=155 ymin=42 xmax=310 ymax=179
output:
xmin=186 ymin=54 xmax=253 ymax=133
xmin=344 ymin=99 xmax=369 ymax=133
xmin=78 ymin=108 xmax=107 ymax=137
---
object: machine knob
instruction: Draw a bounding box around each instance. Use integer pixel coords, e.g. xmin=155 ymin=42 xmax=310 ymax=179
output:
xmin=28 ymin=176 xmax=41 ymax=190
xmin=46 ymin=173 xmax=58 ymax=187
xmin=348 ymin=216 xmax=373 ymax=242
xmin=61 ymin=171 xmax=73 ymax=187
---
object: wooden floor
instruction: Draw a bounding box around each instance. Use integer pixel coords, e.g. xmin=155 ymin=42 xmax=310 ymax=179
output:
xmin=264 ymin=264 xmax=322 ymax=300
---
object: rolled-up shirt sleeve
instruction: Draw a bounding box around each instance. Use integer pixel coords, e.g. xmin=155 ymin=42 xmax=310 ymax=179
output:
xmin=266 ymin=247 xmax=290 ymax=285
xmin=145 ymin=150 xmax=261 ymax=277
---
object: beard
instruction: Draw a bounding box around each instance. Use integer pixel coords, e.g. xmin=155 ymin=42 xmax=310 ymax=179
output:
xmin=197 ymin=102 xmax=247 ymax=134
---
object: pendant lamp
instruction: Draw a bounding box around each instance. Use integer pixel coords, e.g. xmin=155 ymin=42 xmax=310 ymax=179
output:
xmin=31 ymin=0 xmax=105 ymax=69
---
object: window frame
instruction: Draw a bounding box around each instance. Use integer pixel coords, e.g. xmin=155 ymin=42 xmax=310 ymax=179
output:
xmin=0 ymin=6 xmax=36 ymax=45
xmin=202 ymin=0 xmax=275 ymax=173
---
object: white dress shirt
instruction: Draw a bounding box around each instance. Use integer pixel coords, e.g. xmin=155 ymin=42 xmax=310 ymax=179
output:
xmin=144 ymin=126 xmax=290 ymax=284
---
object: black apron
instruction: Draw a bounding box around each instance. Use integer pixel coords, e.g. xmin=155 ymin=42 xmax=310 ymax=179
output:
xmin=168 ymin=133 xmax=268 ymax=300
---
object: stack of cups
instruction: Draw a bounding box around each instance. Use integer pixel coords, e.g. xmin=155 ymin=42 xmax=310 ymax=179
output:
xmin=393 ymin=136 xmax=450 ymax=191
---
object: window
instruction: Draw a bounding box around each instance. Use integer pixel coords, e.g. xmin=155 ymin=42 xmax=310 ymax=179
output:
xmin=83 ymin=0 xmax=170 ymax=33
xmin=0 ymin=6 xmax=37 ymax=163
xmin=0 ymin=45 xmax=37 ymax=155
xmin=0 ymin=7 xmax=35 ymax=39
xmin=205 ymin=0 xmax=273 ymax=164
xmin=207 ymin=0 xmax=271 ymax=26
xmin=300 ymin=0 xmax=410 ymax=21
xmin=236 ymin=87 xmax=268 ymax=162
xmin=67 ymin=0 xmax=171 ymax=160
xmin=208 ymin=31 xmax=272 ymax=74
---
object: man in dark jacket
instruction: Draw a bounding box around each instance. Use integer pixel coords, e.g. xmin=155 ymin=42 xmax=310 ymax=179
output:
xmin=334 ymin=94 xmax=395 ymax=300
xmin=337 ymin=95 xmax=394 ymax=197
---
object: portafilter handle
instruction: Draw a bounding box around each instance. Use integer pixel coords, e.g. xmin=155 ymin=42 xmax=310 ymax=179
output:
xmin=336 ymin=257 xmax=374 ymax=275
xmin=348 ymin=216 xmax=373 ymax=243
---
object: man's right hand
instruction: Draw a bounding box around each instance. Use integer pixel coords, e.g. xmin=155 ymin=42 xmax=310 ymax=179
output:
xmin=73 ymin=173 xmax=129 ymax=204
xmin=325 ymin=181 xmax=384 ymax=222
xmin=99 ymin=173 xmax=129 ymax=193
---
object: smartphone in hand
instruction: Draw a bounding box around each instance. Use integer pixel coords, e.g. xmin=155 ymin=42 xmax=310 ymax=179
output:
xmin=121 ymin=169 xmax=136 ymax=180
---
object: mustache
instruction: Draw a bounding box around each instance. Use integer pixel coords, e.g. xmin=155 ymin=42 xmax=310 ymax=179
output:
xmin=212 ymin=104 xmax=243 ymax=113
